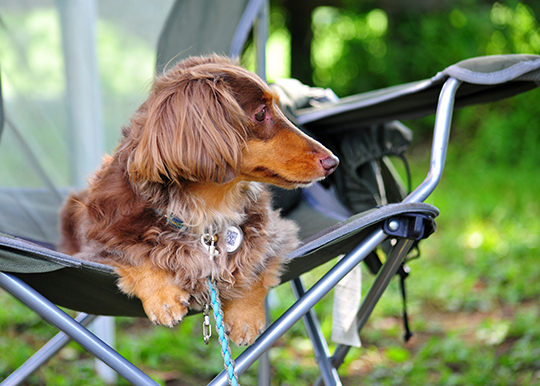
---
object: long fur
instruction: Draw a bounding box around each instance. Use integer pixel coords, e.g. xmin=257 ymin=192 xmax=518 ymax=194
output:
xmin=59 ymin=55 xmax=338 ymax=345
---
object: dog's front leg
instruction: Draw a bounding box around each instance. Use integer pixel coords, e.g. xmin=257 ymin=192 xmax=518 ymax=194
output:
xmin=221 ymin=278 xmax=269 ymax=346
xmin=116 ymin=262 xmax=190 ymax=327
xmin=222 ymin=258 xmax=283 ymax=346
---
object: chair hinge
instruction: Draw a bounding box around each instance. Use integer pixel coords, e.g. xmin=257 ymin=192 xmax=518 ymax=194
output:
xmin=383 ymin=214 xmax=436 ymax=240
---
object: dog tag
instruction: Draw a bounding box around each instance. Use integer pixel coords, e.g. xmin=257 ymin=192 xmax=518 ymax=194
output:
xmin=225 ymin=226 xmax=243 ymax=254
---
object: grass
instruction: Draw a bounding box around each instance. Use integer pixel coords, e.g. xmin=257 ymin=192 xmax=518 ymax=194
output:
xmin=1 ymin=144 xmax=540 ymax=385
xmin=349 ymin=153 xmax=540 ymax=386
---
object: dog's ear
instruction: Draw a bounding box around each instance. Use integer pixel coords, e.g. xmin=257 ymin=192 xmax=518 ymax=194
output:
xmin=128 ymin=73 xmax=248 ymax=184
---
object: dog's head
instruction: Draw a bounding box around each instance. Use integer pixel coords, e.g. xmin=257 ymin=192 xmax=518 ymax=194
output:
xmin=128 ymin=55 xmax=338 ymax=189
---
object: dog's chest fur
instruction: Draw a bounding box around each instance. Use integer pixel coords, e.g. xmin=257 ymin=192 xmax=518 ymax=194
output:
xmin=72 ymin=164 xmax=299 ymax=304
xmin=151 ymin=181 xmax=299 ymax=302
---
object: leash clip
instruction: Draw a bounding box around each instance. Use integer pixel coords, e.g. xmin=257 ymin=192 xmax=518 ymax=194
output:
xmin=203 ymin=304 xmax=212 ymax=345
xmin=201 ymin=233 xmax=219 ymax=259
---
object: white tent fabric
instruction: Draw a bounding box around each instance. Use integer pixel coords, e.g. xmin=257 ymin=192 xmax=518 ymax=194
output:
xmin=0 ymin=0 xmax=174 ymax=244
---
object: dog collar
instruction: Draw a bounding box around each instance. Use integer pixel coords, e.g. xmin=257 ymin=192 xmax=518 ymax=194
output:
xmin=159 ymin=210 xmax=244 ymax=254
xmin=165 ymin=214 xmax=185 ymax=229
xmin=154 ymin=209 xmax=186 ymax=229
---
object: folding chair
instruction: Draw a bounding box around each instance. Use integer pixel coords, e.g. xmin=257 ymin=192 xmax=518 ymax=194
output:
xmin=1 ymin=1 xmax=540 ymax=385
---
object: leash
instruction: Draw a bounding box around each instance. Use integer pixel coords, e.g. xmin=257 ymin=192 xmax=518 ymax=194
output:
xmin=201 ymin=233 xmax=240 ymax=386
xmin=160 ymin=212 xmax=243 ymax=385
xmin=208 ymin=278 xmax=239 ymax=385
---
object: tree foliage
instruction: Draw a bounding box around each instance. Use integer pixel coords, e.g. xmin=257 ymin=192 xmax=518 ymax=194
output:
xmin=270 ymin=0 xmax=540 ymax=166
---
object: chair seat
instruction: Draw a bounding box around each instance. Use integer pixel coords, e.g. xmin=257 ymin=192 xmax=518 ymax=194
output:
xmin=0 ymin=202 xmax=438 ymax=317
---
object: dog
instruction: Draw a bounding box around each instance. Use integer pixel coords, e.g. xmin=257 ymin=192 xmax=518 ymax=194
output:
xmin=59 ymin=55 xmax=338 ymax=346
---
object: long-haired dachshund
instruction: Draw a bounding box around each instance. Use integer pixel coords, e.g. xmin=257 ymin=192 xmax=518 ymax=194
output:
xmin=59 ymin=55 xmax=338 ymax=345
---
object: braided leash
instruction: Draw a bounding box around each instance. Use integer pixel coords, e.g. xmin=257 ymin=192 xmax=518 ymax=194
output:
xmin=208 ymin=278 xmax=239 ymax=386
xmin=164 ymin=215 xmax=242 ymax=384
xmin=201 ymin=233 xmax=239 ymax=386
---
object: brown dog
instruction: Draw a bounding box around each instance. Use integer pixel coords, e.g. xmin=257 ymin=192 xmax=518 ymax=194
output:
xmin=59 ymin=55 xmax=338 ymax=345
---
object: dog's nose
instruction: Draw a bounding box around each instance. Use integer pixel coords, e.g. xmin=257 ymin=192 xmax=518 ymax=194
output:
xmin=321 ymin=155 xmax=339 ymax=176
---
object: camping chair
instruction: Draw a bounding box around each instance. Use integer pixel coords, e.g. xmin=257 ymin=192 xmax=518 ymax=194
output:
xmin=2 ymin=0 xmax=540 ymax=385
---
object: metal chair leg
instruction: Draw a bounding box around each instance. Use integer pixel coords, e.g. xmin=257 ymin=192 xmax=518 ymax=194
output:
xmin=292 ymin=277 xmax=342 ymax=386
xmin=0 ymin=272 xmax=160 ymax=386
xmin=257 ymin=296 xmax=271 ymax=386
xmin=1 ymin=313 xmax=96 ymax=386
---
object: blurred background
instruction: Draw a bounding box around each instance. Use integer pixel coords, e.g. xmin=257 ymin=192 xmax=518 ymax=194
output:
xmin=1 ymin=0 xmax=539 ymax=385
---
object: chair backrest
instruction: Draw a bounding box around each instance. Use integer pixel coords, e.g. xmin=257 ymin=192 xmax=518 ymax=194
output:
xmin=156 ymin=0 xmax=265 ymax=73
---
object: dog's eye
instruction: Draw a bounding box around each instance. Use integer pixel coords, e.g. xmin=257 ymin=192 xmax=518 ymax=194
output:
xmin=254 ymin=108 xmax=266 ymax=122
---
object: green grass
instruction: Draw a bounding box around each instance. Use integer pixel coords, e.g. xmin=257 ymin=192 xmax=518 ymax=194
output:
xmin=348 ymin=153 xmax=540 ymax=386
xmin=1 ymin=152 xmax=540 ymax=385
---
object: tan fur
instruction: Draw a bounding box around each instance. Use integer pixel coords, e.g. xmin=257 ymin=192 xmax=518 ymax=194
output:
xmin=59 ymin=55 xmax=338 ymax=346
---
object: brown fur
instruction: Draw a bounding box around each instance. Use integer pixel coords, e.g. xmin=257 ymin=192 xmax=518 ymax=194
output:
xmin=59 ymin=55 xmax=338 ymax=346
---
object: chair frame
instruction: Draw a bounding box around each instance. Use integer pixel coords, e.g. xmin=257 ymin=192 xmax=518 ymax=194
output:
xmin=0 ymin=77 xmax=461 ymax=386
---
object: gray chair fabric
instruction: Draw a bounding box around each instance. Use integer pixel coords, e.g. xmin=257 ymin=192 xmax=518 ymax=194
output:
xmin=0 ymin=202 xmax=438 ymax=317
xmin=156 ymin=0 xmax=251 ymax=73
xmin=292 ymin=54 xmax=540 ymax=133
xmin=0 ymin=54 xmax=538 ymax=318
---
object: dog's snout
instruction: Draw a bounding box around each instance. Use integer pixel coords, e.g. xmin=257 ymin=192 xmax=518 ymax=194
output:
xmin=320 ymin=155 xmax=339 ymax=176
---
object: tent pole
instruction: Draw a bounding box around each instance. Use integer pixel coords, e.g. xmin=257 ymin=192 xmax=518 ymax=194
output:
xmin=57 ymin=1 xmax=115 ymax=384
xmin=57 ymin=0 xmax=103 ymax=189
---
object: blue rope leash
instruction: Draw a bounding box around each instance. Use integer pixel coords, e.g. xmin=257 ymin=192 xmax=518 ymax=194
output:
xmin=208 ymin=277 xmax=239 ymax=386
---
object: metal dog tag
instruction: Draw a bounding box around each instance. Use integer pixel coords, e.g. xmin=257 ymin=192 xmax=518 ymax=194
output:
xmin=225 ymin=226 xmax=243 ymax=254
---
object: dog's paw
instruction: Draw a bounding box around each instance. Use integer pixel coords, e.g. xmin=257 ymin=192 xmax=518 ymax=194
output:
xmin=115 ymin=264 xmax=190 ymax=328
xmin=141 ymin=287 xmax=190 ymax=328
xmin=223 ymin=302 xmax=266 ymax=346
